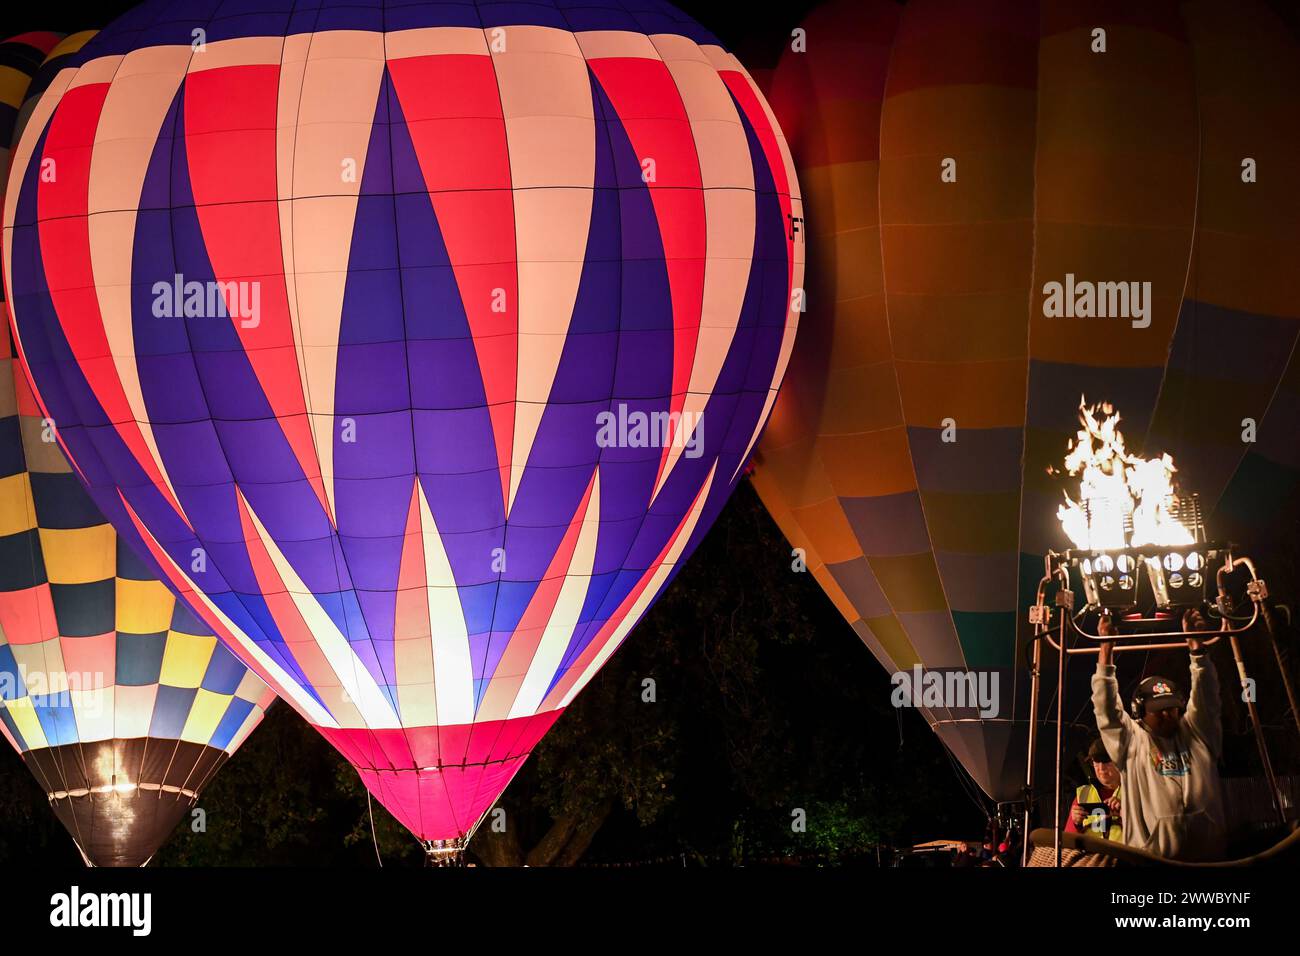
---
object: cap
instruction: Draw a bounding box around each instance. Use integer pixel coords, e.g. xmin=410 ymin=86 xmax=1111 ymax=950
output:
xmin=1135 ymin=675 xmax=1182 ymax=714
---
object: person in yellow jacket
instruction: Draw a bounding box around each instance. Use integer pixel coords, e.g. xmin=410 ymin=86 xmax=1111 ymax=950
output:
xmin=1067 ymin=737 xmax=1123 ymax=840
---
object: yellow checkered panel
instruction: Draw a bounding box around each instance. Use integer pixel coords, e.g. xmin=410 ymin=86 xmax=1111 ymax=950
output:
xmin=0 ymin=33 xmax=275 ymax=866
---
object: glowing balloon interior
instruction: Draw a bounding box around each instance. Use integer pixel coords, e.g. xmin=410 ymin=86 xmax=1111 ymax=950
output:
xmin=3 ymin=0 xmax=803 ymax=845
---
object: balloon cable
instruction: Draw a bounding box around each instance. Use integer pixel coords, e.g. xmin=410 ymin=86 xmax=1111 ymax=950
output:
xmin=940 ymin=741 xmax=990 ymax=820
xmin=366 ymin=790 xmax=383 ymax=868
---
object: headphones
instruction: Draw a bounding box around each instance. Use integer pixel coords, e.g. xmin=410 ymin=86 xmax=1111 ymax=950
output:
xmin=1127 ymin=693 xmax=1147 ymax=721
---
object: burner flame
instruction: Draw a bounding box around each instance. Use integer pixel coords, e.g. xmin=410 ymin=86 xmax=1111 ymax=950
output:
xmin=1055 ymin=398 xmax=1194 ymax=550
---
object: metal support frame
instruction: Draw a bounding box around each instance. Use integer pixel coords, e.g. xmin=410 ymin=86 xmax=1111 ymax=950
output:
xmin=1054 ymin=592 xmax=1067 ymax=866
xmin=1022 ymin=547 xmax=1290 ymax=866
xmin=1250 ymin=572 xmax=1300 ymax=743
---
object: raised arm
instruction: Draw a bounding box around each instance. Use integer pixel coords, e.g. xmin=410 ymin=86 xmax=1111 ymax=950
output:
xmin=1183 ymin=651 xmax=1222 ymax=759
xmin=1092 ymin=642 xmax=1135 ymax=765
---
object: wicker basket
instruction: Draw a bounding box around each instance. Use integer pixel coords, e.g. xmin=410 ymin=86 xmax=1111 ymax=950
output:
xmin=1028 ymin=844 xmax=1118 ymax=867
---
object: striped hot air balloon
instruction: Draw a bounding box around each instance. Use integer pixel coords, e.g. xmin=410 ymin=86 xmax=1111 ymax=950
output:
xmin=0 ymin=30 xmax=276 ymax=868
xmin=751 ymin=0 xmax=1300 ymax=803
xmin=3 ymin=0 xmax=803 ymax=855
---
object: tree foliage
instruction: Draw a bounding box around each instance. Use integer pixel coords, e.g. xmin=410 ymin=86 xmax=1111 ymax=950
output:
xmin=0 ymin=484 xmax=982 ymax=866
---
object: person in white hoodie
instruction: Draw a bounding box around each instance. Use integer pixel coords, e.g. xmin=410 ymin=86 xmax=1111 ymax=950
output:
xmin=1092 ymin=607 xmax=1226 ymax=861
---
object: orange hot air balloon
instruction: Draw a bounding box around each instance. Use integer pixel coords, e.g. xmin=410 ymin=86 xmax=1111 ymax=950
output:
xmin=751 ymin=0 xmax=1300 ymax=803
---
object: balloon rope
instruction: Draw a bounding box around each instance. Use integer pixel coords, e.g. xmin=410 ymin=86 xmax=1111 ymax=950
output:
xmin=366 ymin=790 xmax=383 ymax=868
xmin=464 ymin=805 xmax=491 ymax=848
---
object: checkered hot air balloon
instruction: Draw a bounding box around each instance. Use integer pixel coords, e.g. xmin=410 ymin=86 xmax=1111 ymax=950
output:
xmin=751 ymin=0 xmax=1300 ymax=805
xmin=0 ymin=30 xmax=276 ymax=868
xmin=3 ymin=0 xmax=803 ymax=855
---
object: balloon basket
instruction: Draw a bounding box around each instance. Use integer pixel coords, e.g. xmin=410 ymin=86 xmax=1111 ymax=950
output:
xmin=421 ymin=839 xmax=467 ymax=867
xmin=1022 ymin=545 xmax=1300 ymax=866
